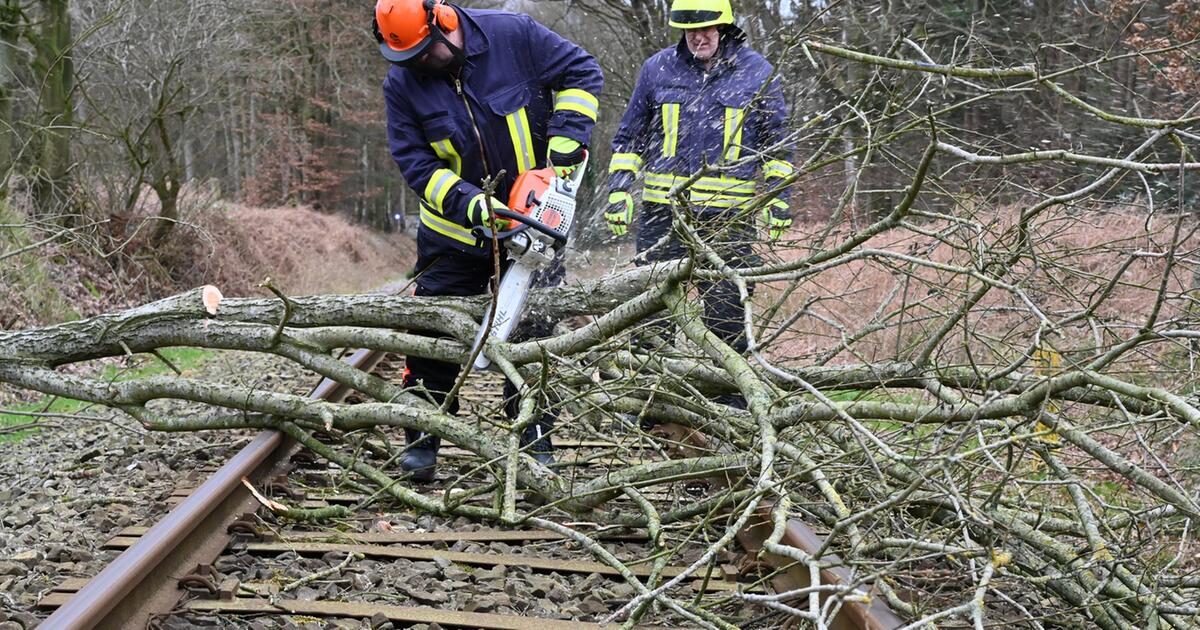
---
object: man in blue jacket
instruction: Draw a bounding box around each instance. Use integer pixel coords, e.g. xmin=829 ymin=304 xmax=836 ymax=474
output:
xmin=605 ymin=0 xmax=793 ymax=405
xmin=376 ymin=0 xmax=603 ymax=480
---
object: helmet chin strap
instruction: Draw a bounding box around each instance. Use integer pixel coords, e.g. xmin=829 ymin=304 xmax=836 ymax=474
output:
xmin=425 ymin=3 xmax=466 ymax=70
xmin=435 ymin=26 xmax=467 ymax=71
xmin=402 ymin=8 xmax=467 ymax=74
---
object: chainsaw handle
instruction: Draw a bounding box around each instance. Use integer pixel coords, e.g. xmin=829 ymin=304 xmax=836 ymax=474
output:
xmin=491 ymin=208 xmax=568 ymax=245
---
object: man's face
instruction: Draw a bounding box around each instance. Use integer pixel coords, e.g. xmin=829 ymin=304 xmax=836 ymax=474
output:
xmin=412 ymin=41 xmax=456 ymax=73
xmin=685 ymin=26 xmax=720 ymax=61
xmin=408 ymin=24 xmax=464 ymax=74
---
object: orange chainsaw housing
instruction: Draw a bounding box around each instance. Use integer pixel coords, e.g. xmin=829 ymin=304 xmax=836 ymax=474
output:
xmin=506 ymin=167 xmax=564 ymax=231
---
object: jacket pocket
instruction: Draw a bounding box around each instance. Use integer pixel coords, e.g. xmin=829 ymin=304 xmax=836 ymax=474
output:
xmin=422 ymin=115 xmax=462 ymax=175
xmin=653 ymin=85 xmax=687 ymax=105
xmin=486 ymin=83 xmax=531 ymax=116
xmin=488 ymin=83 xmax=537 ymax=174
xmin=716 ymin=88 xmax=755 ymax=109
xmin=421 ymin=114 xmax=457 ymax=143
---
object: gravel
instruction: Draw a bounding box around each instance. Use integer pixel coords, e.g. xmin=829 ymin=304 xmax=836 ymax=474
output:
xmin=0 ymin=351 xmax=312 ymax=626
xmin=2 ymin=352 xmax=767 ymax=629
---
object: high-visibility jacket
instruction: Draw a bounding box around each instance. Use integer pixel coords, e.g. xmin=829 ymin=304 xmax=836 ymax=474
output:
xmin=384 ymin=6 xmax=603 ymax=258
xmin=608 ymin=35 xmax=792 ymax=219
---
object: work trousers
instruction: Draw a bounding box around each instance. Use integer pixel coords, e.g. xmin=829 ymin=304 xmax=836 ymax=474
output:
xmin=402 ymin=251 xmax=561 ymax=449
xmin=635 ymin=205 xmax=759 ymax=409
xmin=635 ymin=204 xmax=759 ymax=352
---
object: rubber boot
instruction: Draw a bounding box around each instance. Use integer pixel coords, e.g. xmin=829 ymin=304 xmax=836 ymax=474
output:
xmin=714 ymin=393 xmax=748 ymax=411
xmin=400 ymin=429 xmax=440 ymax=482
xmin=520 ymin=421 xmax=554 ymax=466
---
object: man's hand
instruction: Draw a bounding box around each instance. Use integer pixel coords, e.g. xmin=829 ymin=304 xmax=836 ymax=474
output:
xmin=763 ymin=204 xmax=792 ymax=241
xmin=469 ymin=194 xmax=511 ymax=230
xmin=547 ymin=136 xmax=585 ymax=178
xmin=605 ymin=191 xmax=633 ymax=237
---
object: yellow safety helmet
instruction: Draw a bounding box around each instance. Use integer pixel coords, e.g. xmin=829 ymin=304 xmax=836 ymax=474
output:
xmin=668 ymin=0 xmax=734 ymax=29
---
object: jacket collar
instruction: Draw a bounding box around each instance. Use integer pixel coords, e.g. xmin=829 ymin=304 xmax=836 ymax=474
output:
xmin=453 ymin=6 xmax=490 ymax=59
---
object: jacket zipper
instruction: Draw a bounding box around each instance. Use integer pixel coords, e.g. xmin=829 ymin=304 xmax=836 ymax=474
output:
xmin=455 ymin=76 xmax=492 ymax=178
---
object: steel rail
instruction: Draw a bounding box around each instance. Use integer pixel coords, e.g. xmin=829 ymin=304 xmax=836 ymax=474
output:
xmin=40 ymin=349 xmax=385 ymax=630
xmin=652 ymin=422 xmax=905 ymax=629
xmin=43 ymin=350 xmax=901 ymax=630
xmin=737 ymin=506 xmax=906 ymax=630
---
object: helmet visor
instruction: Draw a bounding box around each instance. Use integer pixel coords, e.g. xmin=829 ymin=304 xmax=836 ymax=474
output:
xmin=379 ymin=33 xmax=434 ymax=64
xmin=668 ymin=0 xmax=733 ymax=29
xmin=670 ymin=9 xmax=722 ymax=25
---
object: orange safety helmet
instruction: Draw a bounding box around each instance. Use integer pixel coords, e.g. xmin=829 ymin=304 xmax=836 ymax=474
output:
xmin=374 ymin=0 xmax=460 ymax=64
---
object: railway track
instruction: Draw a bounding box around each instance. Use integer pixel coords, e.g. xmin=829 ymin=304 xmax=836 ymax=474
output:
xmin=35 ymin=349 xmax=904 ymax=630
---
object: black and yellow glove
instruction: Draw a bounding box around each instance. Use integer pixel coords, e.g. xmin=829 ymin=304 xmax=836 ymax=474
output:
xmin=605 ymin=192 xmax=633 ymax=237
xmin=763 ymin=201 xmax=792 ymax=241
xmin=547 ymin=136 xmax=586 ymax=178
xmin=468 ymin=194 xmax=511 ymax=230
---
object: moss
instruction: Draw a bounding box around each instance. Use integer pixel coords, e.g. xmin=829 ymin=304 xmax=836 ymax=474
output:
xmin=96 ymin=347 xmax=214 ymax=381
xmin=0 ymin=202 xmax=78 ymax=325
xmin=0 ymin=347 xmax=219 ymax=442
xmin=81 ymin=276 xmax=101 ymax=299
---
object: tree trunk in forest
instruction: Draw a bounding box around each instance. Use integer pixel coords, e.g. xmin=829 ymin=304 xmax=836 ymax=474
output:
xmin=148 ymin=178 xmax=180 ymax=247
xmin=146 ymin=66 xmax=184 ymax=247
xmin=30 ymin=0 xmax=73 ymax=220
xmin=0 ymin=1 xmax=21 ymax=191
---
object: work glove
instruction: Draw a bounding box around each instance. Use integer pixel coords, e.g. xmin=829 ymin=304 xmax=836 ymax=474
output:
xmin=605 ymin=191 xmax=633 ymax=237
xmin=763 ymin=204 xmax=792 ymax=242
xmin=547 ymin=136 xmax=585 ymax=178
xmin=468 ymin=194 xmax=511 ymax=230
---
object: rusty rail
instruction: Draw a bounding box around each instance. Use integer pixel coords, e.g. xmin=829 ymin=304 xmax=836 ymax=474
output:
xmin=41 ymin=351 xmax=903 ymax=629
xmin=651 ymin=422 xmax=904 ymax=629
xmin=39 ymin=349 xmax=385 ymax=630
xmin=738 ymin=506 xmax=906 ymax=630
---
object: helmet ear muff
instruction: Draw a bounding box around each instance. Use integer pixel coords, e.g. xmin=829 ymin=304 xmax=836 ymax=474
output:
xmin=371 ymin=17 xmax=384 ymax=44
xmin=424 ymin=0 xmax=459 ymax=33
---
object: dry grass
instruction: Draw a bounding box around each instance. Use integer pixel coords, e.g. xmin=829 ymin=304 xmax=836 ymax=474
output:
xmin=759 ymin=206 xmax=1200 ymax=371
xmin=158 ymin=203 xmax=415 ymax=298
xmin=2 ymin=196 xmax=416 ymax=330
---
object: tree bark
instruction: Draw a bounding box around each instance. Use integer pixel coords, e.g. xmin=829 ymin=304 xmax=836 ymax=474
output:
xmin=29 ymin=0 xmax=73 ymax=220
xmin=0 ymin=0 xmax=21 ymax=190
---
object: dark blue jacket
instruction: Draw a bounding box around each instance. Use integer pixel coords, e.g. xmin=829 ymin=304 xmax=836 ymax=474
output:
xmin=384 ymin=7 xmax=603 ymax=258
xmin=609 ymin=35 xmax=792 ymax=219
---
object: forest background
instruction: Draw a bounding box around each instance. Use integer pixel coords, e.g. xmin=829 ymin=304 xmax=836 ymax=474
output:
xmin=3 ymin=0 xmax=1195 ymax=325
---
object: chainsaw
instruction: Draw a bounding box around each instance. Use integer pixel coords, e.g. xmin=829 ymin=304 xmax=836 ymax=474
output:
xmin=470 ymin=153 xmax=588 ymax=371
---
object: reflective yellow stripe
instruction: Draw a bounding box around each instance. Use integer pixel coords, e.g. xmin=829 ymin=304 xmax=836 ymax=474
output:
xmin=690 ymin=190 xmax=750 ymax=202
xmin=769 ymin=199 xmax=790 ymax=212
xmin=420 ymin=206 xmax=479 ymax=246
xmin=643 ymin=187 xmax=672 ymax=204
xmin=554 ymin=89 xmax=600 ymax=121
xmin=505 ymin=107 xmax=535 ymax=174
xmin=694 ymin=177 xmax=755 ymax=195
xmin=644 ymin=172 xmax=754 ymax=195
xmin=722 ymin=107 xmax=745 ymax=161
xmin=764 ymin=159 xmax=794 ymax=179
xmin=430 ymin=139 xmax=462 ymax=176
xmin=422 ymin=168 xmax=461 ymax=214
xmin=643 ymin=171 xmax=756 ymax=208
xmin=689 ymin=191 xmax=750 ymax=208
xmin=661 ymin=103 xmax=679 ymax=158
xmin=608 ymin=152 xmax=644 ymax=174
xmin=644 ymin=172 xmax=680 ymax=189
xmin=643 ymin=171 xmax=677 ymax=204
xmin=641 ymin=187 xmax=751 ymax=208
